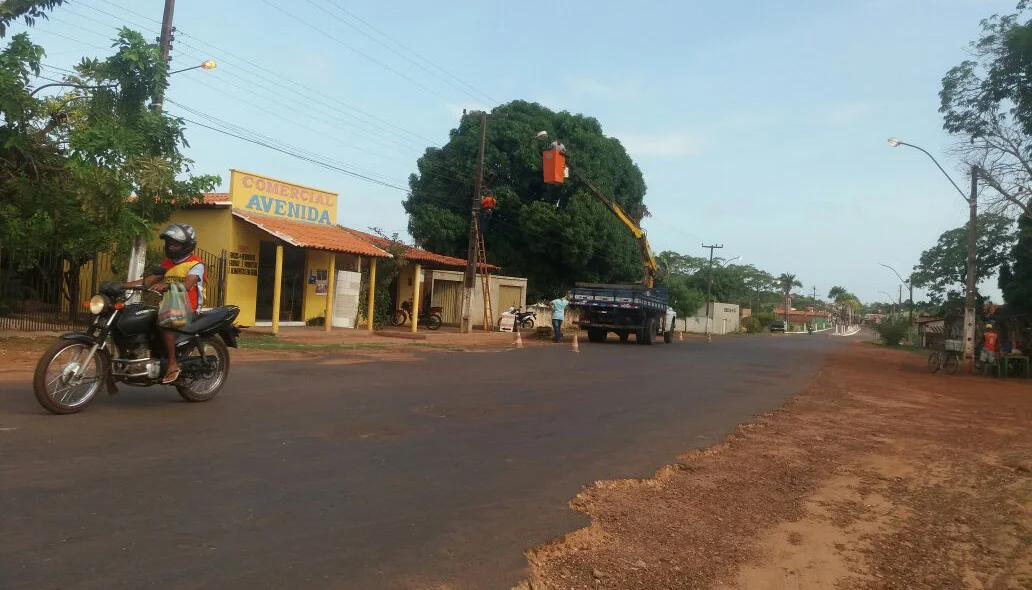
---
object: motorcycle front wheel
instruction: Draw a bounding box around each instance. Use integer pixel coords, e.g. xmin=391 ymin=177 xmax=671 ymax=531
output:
xmin=424 ymin=313 xmax=442 ymax=330
xmin=520 ymin=318 xmax=535 ymax=329
xmin=33 ymin=339 xmax=105 ymax=415
xmin=176 ymin=337 xmax=230 ymax=403
xmin=390 ymin=310 xmax=407 ymax=326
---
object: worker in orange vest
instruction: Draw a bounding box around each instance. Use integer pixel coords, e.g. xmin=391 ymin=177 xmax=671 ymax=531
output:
xmin=982 ymin=323 xmax=999 ymax=364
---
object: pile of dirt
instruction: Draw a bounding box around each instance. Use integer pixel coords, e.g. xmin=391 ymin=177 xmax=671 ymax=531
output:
xmin=517 ymin=342 xmax=1032 ymax=589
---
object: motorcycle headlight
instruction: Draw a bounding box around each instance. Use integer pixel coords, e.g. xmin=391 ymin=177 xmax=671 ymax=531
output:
xmin=89 ymin=294 xmax=110 ymax=315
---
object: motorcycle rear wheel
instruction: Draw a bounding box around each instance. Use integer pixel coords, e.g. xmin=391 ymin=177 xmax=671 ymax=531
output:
xmin=175 ymin=337 xmax=230 ymax=403
xmin=33 ymin=339 xmax=104 ymax=415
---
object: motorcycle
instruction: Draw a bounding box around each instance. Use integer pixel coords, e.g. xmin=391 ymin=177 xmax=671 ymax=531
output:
xmin=503 ymin=306 xmax=536 ymax=330
xmin=390 ymin=299 xmax=443 ymax=330
xmin=32 ymin=278 xmax=241 ymax=415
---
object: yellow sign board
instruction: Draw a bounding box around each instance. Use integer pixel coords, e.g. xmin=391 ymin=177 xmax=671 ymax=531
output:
xmin=230 ymin=169 xmax=338 ymax=226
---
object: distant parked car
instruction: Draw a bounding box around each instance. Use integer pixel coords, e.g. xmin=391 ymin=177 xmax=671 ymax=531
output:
xmin=769 ymin=320 xmax=786 ymax=333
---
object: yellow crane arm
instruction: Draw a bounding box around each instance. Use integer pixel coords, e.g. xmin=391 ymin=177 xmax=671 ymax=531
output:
xmin=568 ymin=165 xmax=659 ymax=287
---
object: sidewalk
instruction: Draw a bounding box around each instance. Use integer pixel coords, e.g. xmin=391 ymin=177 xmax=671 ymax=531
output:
xmin=245 ymin=324 xmax=553 ymax=349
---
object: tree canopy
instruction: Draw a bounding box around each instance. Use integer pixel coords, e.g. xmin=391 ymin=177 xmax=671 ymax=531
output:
xmin=940 ymin=1 xmax=1032 ymax=220
xmin=0 ymin=20 xmax=218 ymax=263
xmin=403 ymin=100 xmax=648 ymax=302
xmin=910 ymin=213 xmax=1015 ymax=304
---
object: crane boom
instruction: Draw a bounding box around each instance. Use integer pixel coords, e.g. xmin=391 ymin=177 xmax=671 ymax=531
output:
xmin=567 ymin=164 xmax=660 ymax=287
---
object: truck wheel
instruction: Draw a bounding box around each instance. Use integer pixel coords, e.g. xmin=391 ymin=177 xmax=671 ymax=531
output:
xmin=639 ymin=318 xmax=656 ymax=345
xmin=587 ymin=328 xmax=606 ymax=343
xmin=664 ymin=326 xmax=673 ymax=343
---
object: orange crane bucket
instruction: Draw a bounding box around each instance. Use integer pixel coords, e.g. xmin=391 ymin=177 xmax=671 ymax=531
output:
xmin=542 ymin=148 xmax=566 ymax=184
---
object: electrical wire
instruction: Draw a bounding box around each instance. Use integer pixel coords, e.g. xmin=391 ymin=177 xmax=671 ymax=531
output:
xmin=178 ymin=115 xmax=410 ymax=192
xmin=301 ymin=0 xmax=495 ymax=105
xmin=256 ymin=0 xmax=455 ymax=103
xmin=320 ymin=0 xmax=496 ymax=105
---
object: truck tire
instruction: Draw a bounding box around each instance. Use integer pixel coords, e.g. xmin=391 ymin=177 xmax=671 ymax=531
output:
xmin=639 ymin=318 xmax=656 ymax=345
xmin=587 ymin=328 xmax=606 ymax=343
xmin=664 ymin=326 xmax=673 ymax=343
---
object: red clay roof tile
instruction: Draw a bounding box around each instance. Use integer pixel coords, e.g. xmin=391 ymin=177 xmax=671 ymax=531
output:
xmin=232 ymin=210 xmax=389 ymax=258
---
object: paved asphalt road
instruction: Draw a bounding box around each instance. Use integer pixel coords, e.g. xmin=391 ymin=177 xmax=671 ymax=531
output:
xmin=0 ymin=332 xmax=845 ymax=589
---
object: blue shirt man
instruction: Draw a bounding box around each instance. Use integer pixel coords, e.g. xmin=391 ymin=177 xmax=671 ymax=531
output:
xmin=549 ymin=292 xmax=571 ymax=342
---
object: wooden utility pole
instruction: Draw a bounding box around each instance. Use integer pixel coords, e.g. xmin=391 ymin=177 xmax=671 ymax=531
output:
xmin=459 ymin=112 xmax=488 ymax=333
xmin=127 ymin=0 xmax=177 ymax=288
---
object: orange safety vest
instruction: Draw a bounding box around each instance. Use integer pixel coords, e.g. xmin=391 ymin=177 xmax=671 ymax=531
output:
xmin=984 ymin=331 xmax=999 ymax=352
xmin=161 ymin=255 xmax=205 ymax=312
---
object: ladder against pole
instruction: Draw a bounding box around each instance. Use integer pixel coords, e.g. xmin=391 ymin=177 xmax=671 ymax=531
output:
xmin=475 ymin=217 xmax=493 ymax=331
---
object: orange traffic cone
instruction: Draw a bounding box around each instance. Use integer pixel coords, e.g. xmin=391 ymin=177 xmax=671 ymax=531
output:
xmin=572 ymin=332 xmax=580 ymax=353
xmin=514 ymin=329 xmax=523 ymax=349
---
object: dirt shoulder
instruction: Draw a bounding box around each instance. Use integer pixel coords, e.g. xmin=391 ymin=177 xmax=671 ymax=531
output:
xmin=517 ymin=341 xmax=1032 ymax=590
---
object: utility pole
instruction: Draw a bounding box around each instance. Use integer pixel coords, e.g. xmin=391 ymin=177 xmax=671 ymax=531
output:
xmin=127 ymin=0 xmax=176 ymax=290
xmin=702 ymin=243 xmax=723 ymax=339
xmin=963 ymin=166 xmax=979 ymax=372
xmin=459 ymin=112 xmax=488 ymax=333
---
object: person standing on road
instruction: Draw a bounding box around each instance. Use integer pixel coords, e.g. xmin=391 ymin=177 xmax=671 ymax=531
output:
xmin=549 ymin=291 xmax=571 ymax=343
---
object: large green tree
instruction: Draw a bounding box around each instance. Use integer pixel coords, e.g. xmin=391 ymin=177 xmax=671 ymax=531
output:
xmin=404 ymin=101 xmax=647 ymax=302
xmin=0 ymin=19 xmax=218 ymax=264
xmin=999 ymin=216 xmax=1032 ymax=315
xmin=940 ymin=1 xmax=1032 ymax=220
xmin=910 ymin=213 xmax=1016 ymax=305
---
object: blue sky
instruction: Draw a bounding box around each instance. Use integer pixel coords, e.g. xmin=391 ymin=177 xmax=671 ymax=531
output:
xmin=11 ymin=0 xmax=1018 ymax=305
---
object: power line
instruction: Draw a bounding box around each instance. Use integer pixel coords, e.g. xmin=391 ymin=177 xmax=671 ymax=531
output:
xmin=301 ymin=0 xmax=495 ymax=105
xmin=89 ymin=0 xmax=163 ymax=25
xmin=168 ymin=100 xmax=412 ymax=186
xmin=256 ymin=0 xmax=455 ymax=104
xmin=321 ymin=0 xmax=496 ymax=105
xmin=178 ymin=115 xmax=410 ymax=192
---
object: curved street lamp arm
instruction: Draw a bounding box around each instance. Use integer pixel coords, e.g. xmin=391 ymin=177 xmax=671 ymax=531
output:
xmin=895 ymin=141 xmax=969 ymax=203
xmin=878 ymin=262 xmax=910 ymax=287
xmin=29 ymin=82 xmax=116 ymax=97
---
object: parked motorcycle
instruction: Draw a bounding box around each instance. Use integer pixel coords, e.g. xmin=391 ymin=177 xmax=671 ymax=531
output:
xmin=502 ymin=306 xmax=536 ymax=330
xmin=32 ymin=279 xmax=241 ymax=415
xmin=390 ymin=299 xmax=442 ymax=330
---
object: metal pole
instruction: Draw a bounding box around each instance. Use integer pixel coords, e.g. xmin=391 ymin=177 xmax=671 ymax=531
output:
xmin=460 ymin=112 xmax=487 ymax=333
xmin=702 ymin=243 xmax=723 ymax=338
xmin=964 ymin=166 xmax=978 ymax=372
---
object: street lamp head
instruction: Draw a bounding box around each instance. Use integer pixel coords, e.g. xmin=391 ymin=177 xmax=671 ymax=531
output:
xmin=887 ymin=137 xmax=901 ymax=147
xmin=534 ymin=130 xmax=549 ymax=140
xmin=201 ymin=60 xmax=217 ymax=70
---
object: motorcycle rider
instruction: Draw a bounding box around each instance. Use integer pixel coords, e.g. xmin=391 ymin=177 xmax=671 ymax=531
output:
xmin=122 ymin=223 xmax=205 ymax=384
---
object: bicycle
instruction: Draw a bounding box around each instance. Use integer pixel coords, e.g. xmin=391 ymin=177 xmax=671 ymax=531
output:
xmin=928 ymin=339 xmax=962 ymax=374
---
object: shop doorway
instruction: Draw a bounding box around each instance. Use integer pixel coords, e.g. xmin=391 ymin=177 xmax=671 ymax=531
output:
xmin=256 ymin=241 xmax=305 ymax=323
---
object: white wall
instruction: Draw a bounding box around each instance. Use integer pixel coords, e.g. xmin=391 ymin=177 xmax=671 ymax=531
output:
xmin=680 ymin=302 xmax=741 ymax=334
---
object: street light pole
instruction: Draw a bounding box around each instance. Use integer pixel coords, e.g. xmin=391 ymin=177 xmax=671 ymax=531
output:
xmin=878 ymin=262 xmax=915 ymax=329
xmin=887 ymin=138 xmax=978 ymax=371
xmin=702 ymin=244 xmax=723 ymax=340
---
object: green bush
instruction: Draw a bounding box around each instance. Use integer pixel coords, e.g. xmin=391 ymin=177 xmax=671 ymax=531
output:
xmin=742 ymin=316 xmax=763 ymax=333
xmin=876 ymin=317 xmax=909 ymax=346
xmin=749 ymin=312 xmax=778 ymax=332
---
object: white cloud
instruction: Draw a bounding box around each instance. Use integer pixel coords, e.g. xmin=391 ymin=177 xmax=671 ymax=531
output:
xmin=820 ymin=101 xmax=875 ymax=125
xmin=615 ymin=131 xmax=704 ymax=157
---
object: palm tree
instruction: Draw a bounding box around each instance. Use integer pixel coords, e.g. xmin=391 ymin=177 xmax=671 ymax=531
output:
xmin=827 ymin=286 xmax=847 ymax=301
xmin=778 ymin=273 xmax=803 ymax=325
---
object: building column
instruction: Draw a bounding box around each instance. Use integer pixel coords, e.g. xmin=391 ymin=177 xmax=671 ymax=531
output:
xmin=411 ymin=263 xmax=422 ymax=333
xmin=366 ymin=258 xmax=377 ymax=331
xmin=271 ymin=243 xmax=283 ymax=336
xmin=324 ymin=253 xmax=335 ymax=332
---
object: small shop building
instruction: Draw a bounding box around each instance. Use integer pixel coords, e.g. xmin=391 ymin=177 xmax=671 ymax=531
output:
xmin=163 ymin=169 xmax=526 ymax=332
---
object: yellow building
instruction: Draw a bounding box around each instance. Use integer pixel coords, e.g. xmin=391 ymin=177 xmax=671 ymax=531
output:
xmin=165 ymin=170 xmax=389 ymax=333
xmin=164 ymin=170 xmax=525 ymax=334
